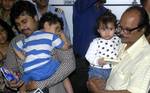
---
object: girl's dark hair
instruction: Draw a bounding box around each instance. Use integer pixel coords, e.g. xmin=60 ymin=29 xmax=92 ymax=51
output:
xmin=39 ymin=12 xmax=64 ymax=30
xmin=96 ymin=11 xmax=117 ymax=30
xmin=0 ymin=19 xmax=15 ymax=42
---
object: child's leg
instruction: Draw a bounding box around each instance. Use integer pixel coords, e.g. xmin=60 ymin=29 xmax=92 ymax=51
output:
xmin=19 ymin=81 xmax=37 ymax=93
xmin=26 ymin=81 xmax=37 ymax=91
xmin=64 ymin=78 xmax=74 ymax=93
xmin=19 ymin=84 xmax=26 ymax=93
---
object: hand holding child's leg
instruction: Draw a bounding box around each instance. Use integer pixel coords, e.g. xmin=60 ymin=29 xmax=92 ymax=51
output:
xmin=64 ymin=78 xmax=74 ymax=93
xmin=19 ymin=84 xmax=26 ymax=93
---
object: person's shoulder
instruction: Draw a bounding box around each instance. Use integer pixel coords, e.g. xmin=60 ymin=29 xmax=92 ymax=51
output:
xmin=94 ymin=37 xmax=100 ymax=40
xmin=144 ymin=44 xmax=150 ymax=52
xmin=11 ymin=34 xmax=25 ymax=42
xmin=142 ymin=47 xmax=150 ymax=61
xmin=91 ymin=38 xmax=101 ymax=43
xmin=9 ymin=34 xmax=25 ymax=47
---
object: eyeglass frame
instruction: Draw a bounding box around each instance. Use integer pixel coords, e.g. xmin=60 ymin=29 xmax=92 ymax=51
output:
xmin=117 ymin=23 xmax=145 ymax=34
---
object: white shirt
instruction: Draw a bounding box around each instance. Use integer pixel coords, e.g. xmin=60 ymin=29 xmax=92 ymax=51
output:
xmin=106 ymin=35 xmax=150 ymax=93
xmin=85 ymin=36 xmax=121 ymax=69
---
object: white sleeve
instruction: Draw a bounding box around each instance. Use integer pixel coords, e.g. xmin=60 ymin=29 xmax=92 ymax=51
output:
xmin=85 ymin=39 xmax=99 ymax=65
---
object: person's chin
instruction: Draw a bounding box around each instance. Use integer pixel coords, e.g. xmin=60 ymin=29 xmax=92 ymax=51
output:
xmin=0 ymin=38 xmax=7 ymax=43
xmin=105 ymin=37 xmax=112 ymax=40
xmin=23 ymin=32 xmax=31 ymax=36
xmin=5 ymin=7 xmax=11 ymax=11
xmin=22 ymin=31 xmax=32 ymax=36
xmin=0 ymin=41 xmax=6 ymax=44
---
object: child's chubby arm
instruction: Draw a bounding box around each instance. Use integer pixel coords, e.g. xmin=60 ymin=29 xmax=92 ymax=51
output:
xmin=19 ymin=83 xmax=26 ymax=93
xmin=57 ymin=31 xmax=71 ymax=50
xmin=13 ymin=48 xmax=25 ymax=61
xmin=97 ymin=57 xmax=107 ymax=66
xmin=12 ymin=40 xmax=25 ymax=61
xmin=19 ymin=81 xmax=37 ymax=93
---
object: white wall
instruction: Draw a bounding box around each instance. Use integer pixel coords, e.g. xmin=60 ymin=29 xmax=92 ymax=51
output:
xmin=105 ymin=0 xmax=140 ymax=19
xmin=51 ymin=0 xmax=141 ymax=42
xmin=106 ymin=0 xmax=140 ymax=4
xmin=55 ymin=6 xmax=73 ymax=43
xmin=49 ymin=0 xmax=140 ymax=4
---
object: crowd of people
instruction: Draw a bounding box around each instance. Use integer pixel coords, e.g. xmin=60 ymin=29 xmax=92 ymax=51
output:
xmin=0 ymin=0 xmax=150 ymax=93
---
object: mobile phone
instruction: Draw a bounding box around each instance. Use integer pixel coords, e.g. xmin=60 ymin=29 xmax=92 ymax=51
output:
xmin=0 ymin=67 xmax=16 ymax=81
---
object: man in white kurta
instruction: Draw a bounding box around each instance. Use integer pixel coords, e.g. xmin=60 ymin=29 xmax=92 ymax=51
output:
xmin=106 ymin=35 xmax=150 ymax=93
xmin=87 ymin=6 xmax=150 ymax=93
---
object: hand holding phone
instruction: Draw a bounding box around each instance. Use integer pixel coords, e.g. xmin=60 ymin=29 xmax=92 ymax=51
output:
xmin=0 ymin=67 xmax=17 ymax=81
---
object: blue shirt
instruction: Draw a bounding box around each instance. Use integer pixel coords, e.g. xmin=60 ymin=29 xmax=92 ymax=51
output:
xmin=73 ymin=0 xmax=108 ymax=57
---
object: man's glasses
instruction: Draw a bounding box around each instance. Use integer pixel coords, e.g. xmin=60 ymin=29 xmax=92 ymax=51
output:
xmin=117 ymin=24 xmax=145 ymax=34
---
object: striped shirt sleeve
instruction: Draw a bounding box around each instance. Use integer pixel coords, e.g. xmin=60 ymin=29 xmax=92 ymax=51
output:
xmin=13 ymin=40 xmax=24 ymax=52
xmin=52 ymin=34 xmax=64 ymax=49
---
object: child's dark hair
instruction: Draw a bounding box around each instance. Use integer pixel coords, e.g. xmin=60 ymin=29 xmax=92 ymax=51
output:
xmin=96 ymin=11 xmax=117 ymax=30
xmin=0 ymin=19 xmax=15 ymax=42
xmin=39 ymin=12 xmax=64 ymax=30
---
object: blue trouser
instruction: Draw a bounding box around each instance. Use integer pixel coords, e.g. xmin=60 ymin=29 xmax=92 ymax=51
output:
xmin=88 ymin=66 xmax=111 ymax=80
xmin=21 ymin=59 xmax=60 ymax=84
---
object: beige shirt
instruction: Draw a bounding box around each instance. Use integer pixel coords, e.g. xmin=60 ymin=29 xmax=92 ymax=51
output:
xmin=106 ymin=35 xmax=150 ymax=93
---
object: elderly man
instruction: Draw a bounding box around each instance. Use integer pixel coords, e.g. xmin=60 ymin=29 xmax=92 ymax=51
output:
xmin=87 ymin=6 xmax=150 ymax=93
xmin=4 ymin=1 xmax=75 ymax=93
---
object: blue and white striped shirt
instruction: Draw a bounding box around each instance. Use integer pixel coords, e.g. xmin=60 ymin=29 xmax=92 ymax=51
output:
xmin=14 ymin=30 xmax=64 ymax=72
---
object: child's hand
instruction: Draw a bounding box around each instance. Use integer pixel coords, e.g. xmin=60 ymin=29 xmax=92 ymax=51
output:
xmin=55 ymin=30 xmax=62 ymax=37
xmin=98 ymin=58 xmax=106 ymax=66
xmin=26 ymin=81 xmax=37 ymax=91
xmin=6 ymin=79 xmax=24 ymax=89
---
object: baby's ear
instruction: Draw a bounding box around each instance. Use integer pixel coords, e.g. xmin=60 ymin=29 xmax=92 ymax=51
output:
xmin=44 ymin=22 xmax=52 ymax=32
xmin=43 ymin=22 xmax=49 ymax=29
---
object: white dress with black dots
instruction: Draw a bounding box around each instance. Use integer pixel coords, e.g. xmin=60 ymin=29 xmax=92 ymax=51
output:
xmin=85 ymin=36 xmax=121 ymax=69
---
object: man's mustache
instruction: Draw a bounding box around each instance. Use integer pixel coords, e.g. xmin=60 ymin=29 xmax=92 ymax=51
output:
xmin=21 ymin=28 xmax=30 ymax=32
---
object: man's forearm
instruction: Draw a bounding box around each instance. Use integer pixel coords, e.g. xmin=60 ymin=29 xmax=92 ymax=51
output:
xmin=99 ymin=90 xmax=131 ymax=93
xmin=87 ymin=77 xmax=131 ymax=93
xmin=91 ymin=89 xmax=131 ymax=93
xmin=47 ymin=48 xmax=76 ymax=87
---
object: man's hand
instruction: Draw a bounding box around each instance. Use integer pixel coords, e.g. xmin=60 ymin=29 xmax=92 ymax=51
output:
xmin=6 ymin=80 xmax=37 ymax=91
xmin=87 ymin=77 xmax=106 ymax=93
xmin=6 ymin=79 xmax=24 ymax=89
